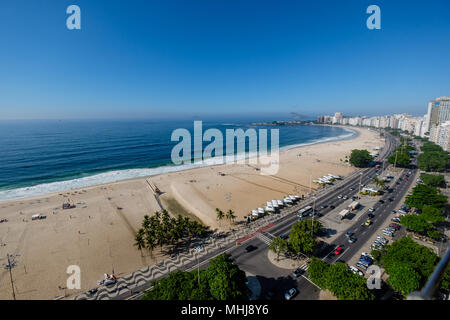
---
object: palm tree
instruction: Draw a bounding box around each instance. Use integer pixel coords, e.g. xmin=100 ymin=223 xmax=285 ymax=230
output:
xmin=216 ymin=208 xmax=224 ymax=227
xmin=269 ymin=237 xmax=288 ymax=261
xmin=226 ymin=209 xmax=236 ymax=226
xmin=134 ymin=228 xmax=146 ymax=254
xmin=373 ymin=177 xmax=386 ymax=190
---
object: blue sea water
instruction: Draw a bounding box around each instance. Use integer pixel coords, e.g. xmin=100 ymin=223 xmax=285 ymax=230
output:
xmin=0 ymin=119 xmax=356 ymax=201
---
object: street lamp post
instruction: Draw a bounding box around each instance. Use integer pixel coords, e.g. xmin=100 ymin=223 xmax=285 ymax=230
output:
xmin=1 ymin=253 xmax=20 ymax=300
xmin=311 ymin=197 xmax=316 ymax=236
xmin=194 ymin=246 xmax=202 ymax=286
xmin=357 ymin=172 xmax=363 ymax=199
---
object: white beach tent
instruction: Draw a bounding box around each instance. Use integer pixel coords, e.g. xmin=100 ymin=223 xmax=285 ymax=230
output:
xmin=271 ymin=200 xmax=279 ymax=208
xmin=277 ymin=200 xmax=284 ymax=207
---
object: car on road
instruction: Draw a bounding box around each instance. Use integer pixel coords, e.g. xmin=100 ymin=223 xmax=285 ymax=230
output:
xmin=285 ymin=288 xmax=297 ymax=300
xmin=364 ymin=219 xmax=372 ymax=226
xmin=348 ymin=236 xmax=357 ymax=244
xmin=330 ymin=205 xmax=335 ymax=209
xmin=334 ymin=246 xmax=343 ymax=255
xmin=292 ymin=268 xmax=304 ymax=278
xmin=280 ymin=234 xmax=289 ymax=240
xmin=388 ymin=198 xmax=394 ymax=202
xmin=349 ymin=266 xmax=364 ymax=276
xmin=245 ymin=245 xmax=257 ymax=253
xmin=349 ymin=187 xmax=355 ymax=191
xmin=343 ymin=195 xmax=348 ymax=200
xmin=337 ymin=195 xmax=343 ymax=199
xmin=379 ymin=199 xmax=385 ymax=204
xmin=368 ymin=213 xmax=375 ymax=219
xmin=345 ymin=231 xmax=354 ymax=238
xmin=369 ymin=207 xmax=375 ymax=212
xmin=320 ymin=204 xmax=328 ymax=209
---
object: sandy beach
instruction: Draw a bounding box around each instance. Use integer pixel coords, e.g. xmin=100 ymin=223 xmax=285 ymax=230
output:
xmin=0 ymin=126 xmax=384 ymax=299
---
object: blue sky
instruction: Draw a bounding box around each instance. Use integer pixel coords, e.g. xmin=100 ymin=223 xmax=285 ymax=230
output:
xmin=0 ymin=0 xmax=449 ymax=119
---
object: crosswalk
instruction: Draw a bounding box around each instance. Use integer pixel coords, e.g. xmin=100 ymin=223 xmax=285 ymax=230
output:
xmin=257 ymin=232 xmax=273 ymax=245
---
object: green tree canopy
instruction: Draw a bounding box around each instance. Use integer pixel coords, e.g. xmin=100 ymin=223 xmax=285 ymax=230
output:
xmin=374 ymin=237 xmax=441 ymax=297
xmin=288 ymin=220 xmax=322 ymax=254
xmin=388 ymin=151 xmax=411 ymax=168
xmin=307 ymin=258 xmax=374 ymax=300
xmin=349 ymin=149 xmax=374 ymax=168
xmin=269 ymin=236 xmax=288 ymax=261
xmin=205 ymin=253 xmax=250 ymax=300
xmin=386 ymin=262 xmax=421 ymax=297
xmin=420 ymin=205 xmax=445 ymax=224
xmin=142 ymin=253 xmax=249 ymax=300
xmin=405 ymin=184 xmax=447 ymax=210
xmin=420 ymin=174 xmax=446 ymax=188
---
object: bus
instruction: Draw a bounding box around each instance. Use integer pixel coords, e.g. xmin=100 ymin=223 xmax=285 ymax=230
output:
xmin=297 ymin=206 xmax=313 ymax=217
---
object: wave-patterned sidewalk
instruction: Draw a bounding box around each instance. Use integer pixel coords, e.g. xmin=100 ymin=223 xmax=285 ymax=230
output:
xmin=72 ymin=207 xmax=295 ymax=300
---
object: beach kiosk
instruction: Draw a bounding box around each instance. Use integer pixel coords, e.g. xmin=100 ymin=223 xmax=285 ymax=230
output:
xmin=338 ymin=209 xmax=350 ymax=220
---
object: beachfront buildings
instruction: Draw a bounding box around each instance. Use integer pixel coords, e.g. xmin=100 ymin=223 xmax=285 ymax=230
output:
xmin=317 ymin=96 xmax=450 ymax=151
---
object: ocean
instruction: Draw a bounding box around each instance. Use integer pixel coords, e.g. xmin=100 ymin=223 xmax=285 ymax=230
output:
xmin=0 ymin=119 xmax=356 ymax=201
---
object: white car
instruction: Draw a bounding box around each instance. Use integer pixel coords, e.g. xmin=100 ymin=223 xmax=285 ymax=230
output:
xmin=349 ymin=266 xmax=364 ymax=276
xmin=361 ymin=252 xmax=374 ymax=260
xmin=284 ymin=288 xmax=297 ymax=300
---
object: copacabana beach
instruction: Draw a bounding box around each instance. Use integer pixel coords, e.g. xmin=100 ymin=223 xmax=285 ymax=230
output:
xmin=0 ymin=126 xmax=384 ymax=299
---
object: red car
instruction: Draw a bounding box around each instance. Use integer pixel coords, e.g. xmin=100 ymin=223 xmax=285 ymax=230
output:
xmin=404 ymin=178 xmax=408 ymax=181
xmin=334 ymin=246 xmax=343 ymax=255
xmin=389 ymin=223 xmax=401 ymax=230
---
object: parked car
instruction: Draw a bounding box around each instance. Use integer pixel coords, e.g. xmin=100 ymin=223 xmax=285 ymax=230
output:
xmin=391 ymin=209 xmax=397 ymax=214
xmin=389 ymin=223 xmax=401 ymax=230
xmin=356 ymin=262 xmax=368 ymax=270
xmin=391 ymin=217 xmax=401 ymax=223
xmin=349 ymin=266 xmax=364 ymax=276
xmin=359 ymin=257 xmax=372 ymax=266
xmin=361 ymin=252 xmax=374 ymax=260
xmin=292 ymin=268 xmax=304 ymax=278
xmin=285 ymin=288 xmax=297 ymax=300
